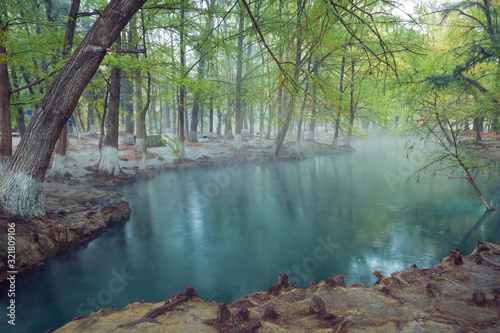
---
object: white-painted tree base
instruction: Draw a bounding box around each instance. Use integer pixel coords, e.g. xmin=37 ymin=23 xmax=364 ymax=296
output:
xmin=0 ymin=157 xmax=11 ymax=176
xmin=98 ymin=146 xmax=121 ymax=176
xmin=305 ymin=130 xmax=315 ymax=141
xmin=295 ymin=140 xmax=301 ymax=152
xmin=51 ymin=153 xmax=66 ymax=175
xmin=178 ymin=142 xmax=186 ymax=160
xmin=188 ymin=131 xmax=198 ymax=142
xmin=89 ymin=125 xmax=96 ymax=135
xmin=234 ymin=133 xmax=243 ymax=150
xmin=124 ymin=133 xmax=135 ymax=146
xmin=139 ymin=150 xmax=147 ymax=170
xmin=209 ymin=132 xmax=214 ymax=139
xmin=134 ymin=137 xmax=144 ymax=153
xmin=0 ymin=171 xmax=45 ymax=217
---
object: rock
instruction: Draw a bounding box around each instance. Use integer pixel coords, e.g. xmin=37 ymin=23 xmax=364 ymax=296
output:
xmin=158 ymin=156 xmax=165 ymax=161
xmin=262 ymin=306 xmax=279 ymax=320
xmin=441 ymin=247 xmax=463 ymax=265
xmin=232 ymin=307 xmax=250 ymax=325
xmin=267 ymin=283 xmax=282 ymax=296
xmin=217 ymin=302 xmax=231 ymax=323
xmin=64 ymin=172 xmax=73 ymax=178
xmin=72 ymin=316 xmax=83 ymax=321
xmin=326 ymin=275 xmax=347 ymax=288
xmin=279 ymin=272 xmax=293 ymax=291
xmin=184 ymin=285 xmax=198 ymax=298
xmin=309 ymin=295 xmax=326 ymax=315
xmin=473 ymin=290 xmax=486 ymax=306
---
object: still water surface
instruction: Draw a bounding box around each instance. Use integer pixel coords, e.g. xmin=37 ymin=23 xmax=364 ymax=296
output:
xmin=1 ymin=137 xmax=500 ymax=332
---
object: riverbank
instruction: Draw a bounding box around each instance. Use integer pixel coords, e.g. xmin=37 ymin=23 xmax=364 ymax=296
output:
xmin=53 ymin=240 xmax=500 ymax=332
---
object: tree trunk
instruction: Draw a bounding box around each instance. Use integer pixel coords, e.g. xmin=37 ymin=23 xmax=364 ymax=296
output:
xmin=98 ymin=38 xmax=121 ymax=176
xmin=216 ymin=108 xmax=222 ymax=139
xmin=123 ymin=20 xmax=135 ymax=145
xmin=209 ymin=97 xmax=214 ymax=139
xmin=234 ymin=4 xmax=245 ymax=150
xmin=333 ymin=55 xmax=346 ymax=147
xmin=52 ymin=0 xmax=81 ymax=175
xmin=0 ymin=0 xmax=146 ymax=218
xmin=0 ymin=23 xmax=12 ymax=174
xmin=268 ymin=0 xmax=303 ymax=159
xmin=178 ymin=0 xmax=186 ymax=159
xmin=347 ymin=58 xmax=356 ymax=146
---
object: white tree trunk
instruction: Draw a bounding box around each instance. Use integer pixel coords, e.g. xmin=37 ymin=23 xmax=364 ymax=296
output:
xmin=51 ymin=153 xmax=66 ymax=174
xmin=0 ymin=157 xmax=10 ymax=176
xmin=234 ymin=133 xmax=243 ymax=150
xmin=179 ymin=141 xmax=186 ymax=159
xmin=209 ymin=131 xmax=214 ymax=140
xmin=124 ymin=132 xmax=134 ymax=146
xmin=139 ymin=151 xmax=147 ymax=170
xmin=306 ymin=129 xmax=315 ymax=141
xmin=134 ymin=137 xmax=144 ymax=152
xmin=98 ymin=146 xmax=121 ymax=176
xmin=188 ymin=130 xmax=197 ymax=142
xmin=90 ymin=124 xmax=96 ymax=135
xmin=0 ymin=171 xmax=45 ymax=217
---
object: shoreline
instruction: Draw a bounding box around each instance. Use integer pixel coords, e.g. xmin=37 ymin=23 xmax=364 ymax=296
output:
xmin=54 ymin=241 xmax=500 ymax=332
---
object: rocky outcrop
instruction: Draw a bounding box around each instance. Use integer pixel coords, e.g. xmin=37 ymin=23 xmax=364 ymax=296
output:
xmin=54 ymin=241 xmax=500 ymax=332
xmin=0 ymin=188 xmax=131 ymax=279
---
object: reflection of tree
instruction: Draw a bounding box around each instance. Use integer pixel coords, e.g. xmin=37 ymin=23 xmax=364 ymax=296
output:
xmin=460 ymin=210 xmax=494 ymax=244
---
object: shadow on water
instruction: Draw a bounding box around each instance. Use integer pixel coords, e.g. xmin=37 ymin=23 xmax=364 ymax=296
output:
xmin=460 ymin=210 xmax=496 ymax=244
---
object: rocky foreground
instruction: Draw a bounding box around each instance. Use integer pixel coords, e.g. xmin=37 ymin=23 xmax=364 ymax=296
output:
xmin=54 ymin=241 xmax=500 ymax=332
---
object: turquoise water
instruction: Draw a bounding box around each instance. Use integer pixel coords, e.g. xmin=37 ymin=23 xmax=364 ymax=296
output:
xmin=1 ymin=137 xmax=500 ymax=332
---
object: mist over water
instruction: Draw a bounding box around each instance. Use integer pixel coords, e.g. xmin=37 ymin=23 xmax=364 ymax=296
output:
xmin=2 ymin=136 xmax=500 ymax=332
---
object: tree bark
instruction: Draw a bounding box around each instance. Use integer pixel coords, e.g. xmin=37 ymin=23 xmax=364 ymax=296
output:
xmin=98 ymin=37 xmax=121 ymax=176
xmin=234 ymin=4 xmax=245 ymax=150
xmin=0 ymin=0 xmax=146 ymax=218
xmin=178 ymin=0 xmax=186 ymax=159
xmin=52 ymin=0 xmax=81 ymax=175
xmin=268 ymin=0 xmax=303 ymax=160
xmin=333 ymin=55 xmax=346 ymax=148
xmin=0 ymin=22 xmax=12 ymax=174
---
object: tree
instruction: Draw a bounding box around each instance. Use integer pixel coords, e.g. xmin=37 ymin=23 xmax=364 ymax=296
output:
xmin=98 ymin=36 xmax=122 ymax=176
xmin=52 ymin=0 xmax=81 ymax=177
xmin=0 ymin=0 xmax=147 ymax=218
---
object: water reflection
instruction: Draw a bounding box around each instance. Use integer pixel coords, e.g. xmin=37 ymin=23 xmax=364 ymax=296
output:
xmin=1 ymin=138 xmax=500 ymax=333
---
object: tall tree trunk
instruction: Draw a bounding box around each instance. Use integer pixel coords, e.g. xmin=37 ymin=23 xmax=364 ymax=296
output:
xmin=216 ymin=108 xmax=222 ymax=138
xmin=53 ymin=0 xmax=81 ymax=175
xmin=124 ymin=19 xmax=136 ymax=145
xmin=0 ymin=68 xmax=11 ymax=172
xmin=333 ymin=55 xmax=346 ymax=147
xmin=268 ymin=0 xmax=303 ymax=160
xmin=10 ymin=70 xmax=27 ymax=138
xmin=209 ymin=97 xmax=214 ymax=139
xmin=98 ymin=37 xmax=121 ymax=176
xmin=0 ymin=22 xmax=12 ymax=174
xmin=189 ymin=57 xmax=206 ymax=142
xmin=234 ymin=4 xmax=245 ymax=150
xmin=178 ymin=0 xmax=186 ymax=159
xmin=0 ymin=0 xmax=146 ymax=218
xmin=347 ymin=58 xmax=355 ymax=146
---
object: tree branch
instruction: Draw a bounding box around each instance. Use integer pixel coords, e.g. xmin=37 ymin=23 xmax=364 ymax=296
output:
xmin=105 ymin=48 xmax=145 ymax=54
xmin=10 ymin=70 xmax=58 ymax=94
